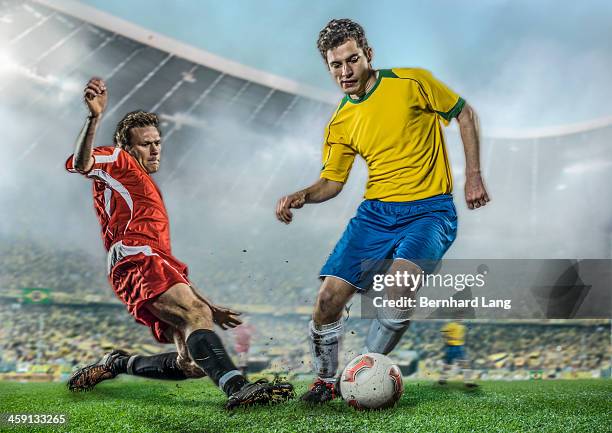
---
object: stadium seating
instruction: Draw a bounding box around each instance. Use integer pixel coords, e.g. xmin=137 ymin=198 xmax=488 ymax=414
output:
xmin=0 ymin=303 xmax=609 ymax=378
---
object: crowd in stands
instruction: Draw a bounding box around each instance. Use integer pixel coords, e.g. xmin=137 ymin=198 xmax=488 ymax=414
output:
xmin=1 ymin=239 xmax=610 ymax=378
xmin=0 ymin=238 xmax=107 ymax=296
xmin=2 ymin=238 xmax=606 ymax=320
xmin=404 ymin=321 xmax=610 ymax=374
xmin=1 ymin=303 xmax=609 ymax=378
xmin=0 ymin=236 xmax=323 ymax=307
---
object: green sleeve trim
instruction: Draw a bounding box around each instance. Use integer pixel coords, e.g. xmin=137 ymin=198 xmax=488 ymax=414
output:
xmin=436 ymin=97 xmax=465 ymax=121
xmin=378 ymin=69 xmax=398 ymax=78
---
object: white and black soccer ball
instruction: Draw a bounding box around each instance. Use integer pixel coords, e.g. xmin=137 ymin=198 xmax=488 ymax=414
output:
xmin=339 ymin=353 xmax=403 ymax=410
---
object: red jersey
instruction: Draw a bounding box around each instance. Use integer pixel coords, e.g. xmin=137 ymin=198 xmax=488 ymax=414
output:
xmin=66 ymin=146 xmax=172 ymax=252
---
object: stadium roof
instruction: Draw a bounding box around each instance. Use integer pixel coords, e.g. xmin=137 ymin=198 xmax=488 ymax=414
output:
xmin=35 ymin=0 xmax=338 ymax=105
xmin=31 ymin=0 xmax=612 ymax=140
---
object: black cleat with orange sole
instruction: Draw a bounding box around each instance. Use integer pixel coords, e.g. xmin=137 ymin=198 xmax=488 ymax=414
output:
xmin=67 ymin=349 xmax=130 ymax=392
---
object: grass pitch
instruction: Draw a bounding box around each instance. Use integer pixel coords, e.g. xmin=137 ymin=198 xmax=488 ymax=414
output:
xmin=1 ymin=378 xmax=610 ymax=432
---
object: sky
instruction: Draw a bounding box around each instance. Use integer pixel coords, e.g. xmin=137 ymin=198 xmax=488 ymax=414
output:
xmin=78 ymin=0 xmax=612 ymax=129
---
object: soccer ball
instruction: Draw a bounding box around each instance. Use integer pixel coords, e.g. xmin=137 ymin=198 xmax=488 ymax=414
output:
xmin=339 ymin=353 xmax=403 ymax=410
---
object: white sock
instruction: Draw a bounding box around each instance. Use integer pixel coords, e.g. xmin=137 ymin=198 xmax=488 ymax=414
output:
xmin=309 ymin=319 xmax=343 ymax=380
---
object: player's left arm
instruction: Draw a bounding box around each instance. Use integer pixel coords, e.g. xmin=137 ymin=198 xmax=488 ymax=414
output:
xmin=457 ymin=104 xmax=491 ymax=209
xmin=407 ymin=68 xmax=491 ymax=209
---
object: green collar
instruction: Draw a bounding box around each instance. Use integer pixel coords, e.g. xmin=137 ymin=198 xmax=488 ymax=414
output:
xmin=346 ymin=70 xmax=382 ymax=104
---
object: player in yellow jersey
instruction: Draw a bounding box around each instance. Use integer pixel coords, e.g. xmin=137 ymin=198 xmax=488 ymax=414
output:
xmin=439 ymin=321 xmax=477 ymax=387
xmin=275 ymin=19 xmax=489 ymax=403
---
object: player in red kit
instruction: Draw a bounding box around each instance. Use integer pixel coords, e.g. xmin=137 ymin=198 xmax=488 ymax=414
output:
xmin=233 ymin=319 xmax=256 ymax=377
xmin=65 ymin=78 xmax=293 ymax=409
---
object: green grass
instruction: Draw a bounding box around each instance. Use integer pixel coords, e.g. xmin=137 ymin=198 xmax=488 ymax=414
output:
xmin=0 ymin=378 xmax=610 ymax=433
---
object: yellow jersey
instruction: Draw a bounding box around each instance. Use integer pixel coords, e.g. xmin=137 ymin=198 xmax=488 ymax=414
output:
xmin=320 ymin=68 xmax=464 ymax=202
xmin=441 ymin=321 xmax=466 ymax=346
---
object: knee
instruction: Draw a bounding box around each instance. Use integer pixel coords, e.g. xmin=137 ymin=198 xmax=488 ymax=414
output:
xmin=150 ymin=284 xmax=214 ymax=331
xmin=182 ymin=302 xmax=214 ymax=332
xmin=314 ymin=285 xmax=343 ymax=324
xmin=315 ymin=285 xmax=336 ymax=310
xmin=163 ymin=296 xmax=214 ymax=333
xmin=316 ymin=284 xmax=336 ymax=306
xmin=401 ymin=260 xmax=422 ymax=275
xmin=390 ymin=259 xmax=423 ymax=294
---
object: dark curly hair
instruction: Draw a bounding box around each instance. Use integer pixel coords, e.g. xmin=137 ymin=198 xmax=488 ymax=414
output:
xmin=317 ymin=18 xmax=370 ymax=62
xmin=114 ymin=110 xmax=160 ymax=148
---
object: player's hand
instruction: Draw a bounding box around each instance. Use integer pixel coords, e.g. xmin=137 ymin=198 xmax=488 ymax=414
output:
xmin=465 ymin=172 xmax=490 ymax=209
xmin=84 ymin=77 xmax=107 ymax=117
xmin=210 ymin=304 xmax=243 ymax=330
xmin=276 ymin=191 xmax=306 ymax=224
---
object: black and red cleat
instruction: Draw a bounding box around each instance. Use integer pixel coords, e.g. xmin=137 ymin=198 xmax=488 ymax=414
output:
xmin=67 ymin=349 xmax=130 ymax=392
xmin=300 ymin=378 xmax=339 ymax=404
xmin=225 ymin=379 xmax=295 ymax=410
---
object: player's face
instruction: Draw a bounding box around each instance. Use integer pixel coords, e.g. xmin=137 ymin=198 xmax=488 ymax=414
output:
xmin=127 ymin=126 xmax=162 ymax=174
xmin=326 ymin=39 xmax=373 ymax=97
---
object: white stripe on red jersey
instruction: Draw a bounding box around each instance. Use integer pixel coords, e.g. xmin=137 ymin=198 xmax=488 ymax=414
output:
xmin=66 ymin=146 xmax=172 ymax=252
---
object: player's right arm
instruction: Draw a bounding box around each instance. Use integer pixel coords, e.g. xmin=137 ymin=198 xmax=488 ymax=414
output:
xmin=275 ymin=178 xmax=344 ymax=224
xmin=275 ymin=114 xmax=354 ymax=224
xmin=72 ymin=78 xmax=108 ymax=173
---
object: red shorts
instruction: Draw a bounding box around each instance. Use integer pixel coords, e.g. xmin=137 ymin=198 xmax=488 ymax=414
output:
xmin=108 ymin=247 xmax=190 ymax=343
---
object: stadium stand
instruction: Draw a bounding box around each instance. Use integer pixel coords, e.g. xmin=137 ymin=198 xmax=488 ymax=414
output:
xmin=0 ymin=303 xmax=609 ymax=380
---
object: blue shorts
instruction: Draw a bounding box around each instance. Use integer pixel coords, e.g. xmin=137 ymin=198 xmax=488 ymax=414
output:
xmin=320 ymin=194 xmax=457 ymax=291
xmin=445 ymin=345 xmax=466 ymax=364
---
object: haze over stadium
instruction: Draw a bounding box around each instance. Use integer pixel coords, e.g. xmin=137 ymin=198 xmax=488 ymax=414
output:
xmin=0 ymin=0 xmax=610 ymax=396
xmin=1 ymin=0 xmax=610 ymax=268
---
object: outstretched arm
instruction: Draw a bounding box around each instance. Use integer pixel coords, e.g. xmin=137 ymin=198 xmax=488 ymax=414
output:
xmin=275 ymin=178 xmax=344 ymax=224
xmin=457 ymin=103 xmax=490 ymax=209
xmin=73 ymin=78 xmax=107 ymax=173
